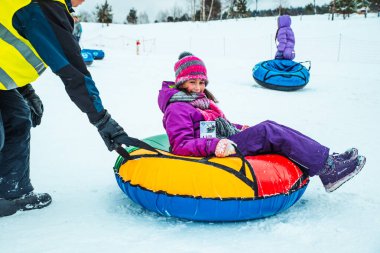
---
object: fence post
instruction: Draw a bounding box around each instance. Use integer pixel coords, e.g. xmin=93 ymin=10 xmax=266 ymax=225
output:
xmin=337 ymin=33 xmax=342 ymax=62
xmin=223 ymin=37 xmax=226 ymax=57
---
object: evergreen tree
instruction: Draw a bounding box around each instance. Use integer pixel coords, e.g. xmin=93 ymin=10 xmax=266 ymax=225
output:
xmin=95 ymin=0 xmax=113 ymax=25
xmin=126 ymin=8 xmax=138 ymax=24
xmin=304 ymin=3 xmax=315 ymax=15
xmin=335 ymin=0 xmax=356 ymax=19
xmin=316 ymin=4 xmax=331 ymax=14
xmin=357 ymin=0 xmax=370 ymax=17
xmin=229 ymin=0 xmax=249 ymax=18
xmin=330 ymin=0 xmax=355 ymax=20
xmin=179 ymin=13 xmax=191 ymax=21
xmin=236 ymin=0 xmax=249 ymax=16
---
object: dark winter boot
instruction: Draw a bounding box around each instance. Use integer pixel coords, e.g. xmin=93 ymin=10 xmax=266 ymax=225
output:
xmin=12 ymin=192 xmax=52 ymax=211
xmin=0 ymin=198 xmax=17 ymax=217
xmin=320 ymin=148 xmax=365 ymax=193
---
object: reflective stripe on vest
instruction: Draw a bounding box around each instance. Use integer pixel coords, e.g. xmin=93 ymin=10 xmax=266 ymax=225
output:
xmin=0 ymin=0 xmax=42 ymax=90
xmin=0 ymin=24 xmax=45 ymax=74
xmin=0 ymin=68 xmax=17 ymax=90
xmin=0 ymin=23 xmax=46 ymax=77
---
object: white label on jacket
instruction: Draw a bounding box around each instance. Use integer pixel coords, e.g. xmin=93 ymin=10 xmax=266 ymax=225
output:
xmin=200 ymin=121 xmax=216 ymax=138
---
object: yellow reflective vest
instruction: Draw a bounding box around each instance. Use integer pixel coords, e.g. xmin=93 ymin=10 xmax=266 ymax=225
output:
xmin=0 ymin=0 xmax=68 ymax=90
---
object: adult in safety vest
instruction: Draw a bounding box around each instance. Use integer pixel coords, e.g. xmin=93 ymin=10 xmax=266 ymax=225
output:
xmin=0 ymin=0 xmax=130 ymax=217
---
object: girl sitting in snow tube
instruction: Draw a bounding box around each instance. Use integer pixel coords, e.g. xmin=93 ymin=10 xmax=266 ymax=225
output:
xmin=114 ymin=52 xmax=365 ymax=222
xmin=252 ymin=59 xmax=310 ymax=91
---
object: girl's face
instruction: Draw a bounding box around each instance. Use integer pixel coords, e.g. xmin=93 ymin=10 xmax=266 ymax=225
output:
xmin=182 ymin=79 xmax=206 ymax=93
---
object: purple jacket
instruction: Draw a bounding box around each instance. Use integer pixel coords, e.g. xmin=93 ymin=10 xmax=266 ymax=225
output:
xmin=158 ymin=81 xmax=220 ymax=156
xmin=275 ymin=15 xmax=295 ymax=60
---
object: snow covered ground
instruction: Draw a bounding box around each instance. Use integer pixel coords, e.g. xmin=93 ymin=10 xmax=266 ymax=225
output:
xmin=1 ymin=14 xmax=380 ymax=253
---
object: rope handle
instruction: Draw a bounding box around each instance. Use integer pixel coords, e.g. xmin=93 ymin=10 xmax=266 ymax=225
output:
xmin=301 ymin=61 xmax=311 ymax=71
xmin=199 ymin=144 xmax=255 ymax=181
xmin=282 ymin=60 xmax=311 ymax=72
xmin=232 ymin=144 xmax=255 ymax=180
xmin=115 ymin=137 xmax=255 ymax=185
xmin=114 ymin=136 xmax=161 ymax=159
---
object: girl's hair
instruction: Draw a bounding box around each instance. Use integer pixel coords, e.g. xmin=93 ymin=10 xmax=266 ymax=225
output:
xmin=177 ymin=87 xmax=218 ymax=103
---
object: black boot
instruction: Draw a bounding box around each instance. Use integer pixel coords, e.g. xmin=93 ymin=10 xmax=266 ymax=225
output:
xmin=0 ymin=198 xmax=17 ymax=217
xmin=0 ymin=192 xmax=52 ymax=217
xmin=12 ymin=192 xmax=52 ymax=211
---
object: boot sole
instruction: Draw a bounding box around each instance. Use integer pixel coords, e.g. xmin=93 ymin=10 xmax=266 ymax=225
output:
xmin=18 ymin=198 xmax=52 ymax=211
xmin=324 ymin=156 xmax=366 ymax=193
xmin=13 ymin=194 xmax=52 ymax=211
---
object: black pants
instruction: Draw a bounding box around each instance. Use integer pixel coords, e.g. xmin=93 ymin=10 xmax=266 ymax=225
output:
xmin=1 ymin=1 xmax=106 ymax=199
xmin=0 ymin=90 xmax=33 ymax=199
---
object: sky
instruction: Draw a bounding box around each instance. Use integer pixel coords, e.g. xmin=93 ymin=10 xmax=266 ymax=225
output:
xmin=75 ymin=0 xmax=332 ymax=23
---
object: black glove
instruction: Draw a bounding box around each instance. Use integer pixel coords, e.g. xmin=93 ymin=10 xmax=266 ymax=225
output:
xmin=17 ymin=84 xmax=44 ymax=127
xmin=92 ymin=111 xmax=129 ymax=151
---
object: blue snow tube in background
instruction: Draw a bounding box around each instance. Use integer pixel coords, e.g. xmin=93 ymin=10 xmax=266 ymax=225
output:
xmin=81 ymin=49 xmax=105 ymax=60
xmin=252 ymin=60 xmax=311 ymax=91
xmin=81 ymin=51 xmax=94 ymax=66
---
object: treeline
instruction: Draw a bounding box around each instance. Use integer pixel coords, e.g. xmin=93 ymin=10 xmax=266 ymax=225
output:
xmin=78 ymin=0 xmax=380 ymax=25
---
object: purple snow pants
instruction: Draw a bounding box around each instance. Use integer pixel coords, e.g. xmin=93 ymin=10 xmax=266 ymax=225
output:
xmin=229 ymin=120 xmax=329 ymax=176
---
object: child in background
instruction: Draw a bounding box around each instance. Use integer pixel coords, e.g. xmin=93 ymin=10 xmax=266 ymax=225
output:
xmin=275 ymin=15 xmax=295 ymax=60
xmin=158 ymin=52 xmax=366 ymax=193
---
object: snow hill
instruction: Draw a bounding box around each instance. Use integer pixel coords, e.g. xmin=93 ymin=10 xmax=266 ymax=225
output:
xmin=1 ymin=14 xmax=379 ymax=253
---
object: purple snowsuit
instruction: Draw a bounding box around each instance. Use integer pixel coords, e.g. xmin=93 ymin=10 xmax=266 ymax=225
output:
xmin=275 ymin=15 xmax=295 ymax=60
xmin=158 ymin=81 xmax=329 ymax=176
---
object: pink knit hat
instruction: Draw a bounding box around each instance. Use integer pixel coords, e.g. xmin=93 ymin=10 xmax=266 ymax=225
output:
xmin=174 ymin=52 xmax=208 ymax=86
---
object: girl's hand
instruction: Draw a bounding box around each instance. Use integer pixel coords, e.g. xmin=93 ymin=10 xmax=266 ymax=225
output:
xmin=241 ymin=125 xmax=250 ymax=131
xmin=215 ymin=139 xmax=236 ymax=157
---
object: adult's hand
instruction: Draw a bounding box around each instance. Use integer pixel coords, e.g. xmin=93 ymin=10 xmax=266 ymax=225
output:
xmin=92 ymin=111 xmax=129 ymax=151
xmin=18 ymin=84 xmax=43 ymax=127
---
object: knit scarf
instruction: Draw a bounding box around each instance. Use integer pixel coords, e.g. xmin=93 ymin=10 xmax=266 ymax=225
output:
xmin=169 ymin=91 xmax=240 ymax=138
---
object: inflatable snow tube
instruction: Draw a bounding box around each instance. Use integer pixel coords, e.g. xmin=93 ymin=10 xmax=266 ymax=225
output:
xmin=114 ymin=134 xmax=309 ymax=222
xmin=81 ymin=52 xmax=94 ymax=66
xmin=252 ymin=59 xmax=310 ymax=91
xmin=81 ymin=49 xmax=105 ymax=60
